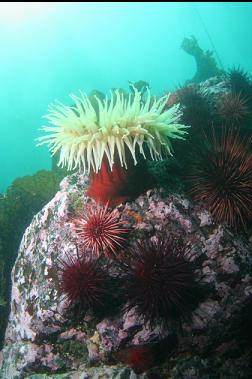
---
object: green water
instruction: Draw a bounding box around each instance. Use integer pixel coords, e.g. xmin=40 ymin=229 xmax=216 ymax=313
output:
xmin=0 ymin=2 xmax=252 ymax=193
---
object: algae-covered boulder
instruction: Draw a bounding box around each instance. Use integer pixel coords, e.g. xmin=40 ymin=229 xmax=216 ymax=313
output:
xmin=0 ymin=170 xmax=66 ymax=350
xmin=1 ymin=172 xmax=252 ymax=378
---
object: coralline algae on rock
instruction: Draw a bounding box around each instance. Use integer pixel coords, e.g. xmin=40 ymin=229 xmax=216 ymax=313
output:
xmin=0 ymin=172 xmax=252 ymax=379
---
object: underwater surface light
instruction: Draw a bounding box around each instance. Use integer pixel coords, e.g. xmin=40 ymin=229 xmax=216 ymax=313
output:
xmin=0 ymin=2 xmax=53 ymax=23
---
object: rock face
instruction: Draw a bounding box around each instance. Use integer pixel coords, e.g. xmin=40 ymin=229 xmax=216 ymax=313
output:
xmin=1 ymin=173 xmax=252 ymax=379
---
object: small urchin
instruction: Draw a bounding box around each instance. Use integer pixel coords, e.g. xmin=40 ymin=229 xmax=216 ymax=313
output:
xmin=72 ymin=202 xmax=128 ymax=257
xmin=119 ymin=235 xmax=198 ymax=328
xmin=36 ymin=87 xmax=190 ymax=174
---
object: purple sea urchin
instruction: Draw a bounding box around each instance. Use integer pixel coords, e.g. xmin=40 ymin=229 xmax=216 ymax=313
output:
xmin=120 ymin=235 xmax=197 ymax=328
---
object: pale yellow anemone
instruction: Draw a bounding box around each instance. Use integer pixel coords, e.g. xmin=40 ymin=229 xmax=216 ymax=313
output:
xmin=36 ymin=87 xmax=190 ymax=173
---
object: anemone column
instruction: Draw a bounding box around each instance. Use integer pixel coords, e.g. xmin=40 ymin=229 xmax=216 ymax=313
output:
xmin=86 ymin=150 xmax=148 ymax=208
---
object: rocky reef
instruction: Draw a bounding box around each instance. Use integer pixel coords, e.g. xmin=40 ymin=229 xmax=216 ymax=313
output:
xmin=181 ymin=35 xmax=224 ymax=84
xmin=1 ymin=70 xmax=252 ymax=378
xmin=1 ymin=172 xmax=252 ymax=379
xmin=0 ymin=170 xmax=66 ymax=350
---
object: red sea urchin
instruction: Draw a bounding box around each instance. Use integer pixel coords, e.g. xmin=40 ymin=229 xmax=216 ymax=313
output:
xmin=173 ymin=85 xmax=212 ymax=133
xmin=189 ymin=128 xmax=252 ymax=229
xmin=72 ymin=202 xmax=127 ymax=257
xmin=58 ymin=251 xmax=111 ymax=313
xmin=227 ymin=66 xmax=252 ymax=96
xmin=120 ymin=235 xmax=197 ymax=328
xmin=217 ymin=92 xmax=249 ymax=124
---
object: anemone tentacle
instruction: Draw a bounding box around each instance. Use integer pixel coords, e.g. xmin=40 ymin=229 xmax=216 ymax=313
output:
xmin=37 ymin=87 xmax=190 ymax=173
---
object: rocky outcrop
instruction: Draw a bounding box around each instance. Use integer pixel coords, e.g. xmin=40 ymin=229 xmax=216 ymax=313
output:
xmin=0 ymin=173 xmax=252 ymax=379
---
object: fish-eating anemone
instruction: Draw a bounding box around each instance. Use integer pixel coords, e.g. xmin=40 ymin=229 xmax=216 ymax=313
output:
xmin=37 ymin=88 xmax=190 ymax=206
